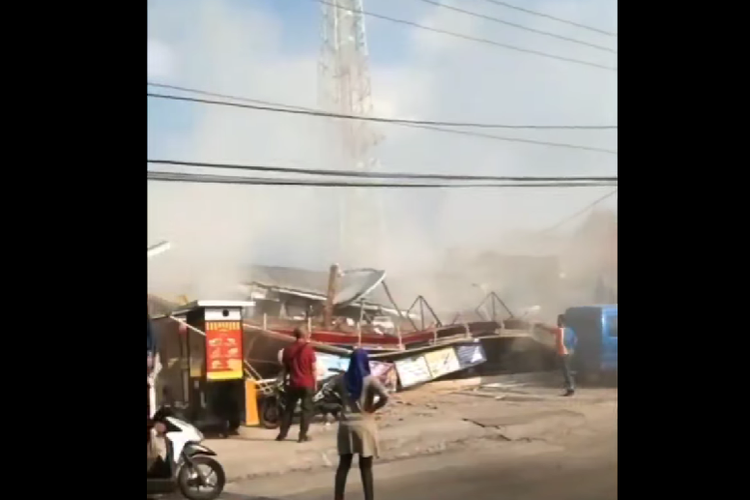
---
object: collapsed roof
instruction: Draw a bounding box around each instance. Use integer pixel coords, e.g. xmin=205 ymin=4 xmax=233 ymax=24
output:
xmin=243 ymin=265 xmax=393 ymax=308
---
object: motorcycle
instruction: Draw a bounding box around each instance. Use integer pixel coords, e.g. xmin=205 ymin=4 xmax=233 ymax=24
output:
xmin=147 ymin=405 xmax=226 ymax=500
xmin=259 ymin=370 xmax=343 ymax=429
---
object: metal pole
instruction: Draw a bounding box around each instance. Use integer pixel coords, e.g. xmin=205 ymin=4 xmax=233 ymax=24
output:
xmin=357 ymin=299 xmax=364 ymax=346
xmin=381 ymin=280 xmax=418 ymax=331
xmin=405 ymin=296 xmax=420 ymax=318
xmin=419 ymin=297 xmax=425 ymax=330
xmin=490 ymin=292 xmax=514 ymax=317
xmin=420 ymin=297 xmax=443 ymax=327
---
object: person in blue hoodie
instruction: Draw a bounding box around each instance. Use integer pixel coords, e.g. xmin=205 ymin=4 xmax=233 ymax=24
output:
xmin=334 ymin=349 xmax=389 ymax=500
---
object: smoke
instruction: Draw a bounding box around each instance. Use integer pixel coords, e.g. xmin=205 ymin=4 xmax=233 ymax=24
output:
xmin=147 ymin=0 xmax=617 ymax=305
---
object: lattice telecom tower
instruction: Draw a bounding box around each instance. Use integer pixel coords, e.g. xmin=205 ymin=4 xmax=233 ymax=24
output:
xmin=318 ymin=0 xmax=385 ymax=269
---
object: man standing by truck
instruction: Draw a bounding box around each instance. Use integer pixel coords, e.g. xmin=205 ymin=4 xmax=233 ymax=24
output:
xmin=554 ymin=314 xmax=576 ymax=397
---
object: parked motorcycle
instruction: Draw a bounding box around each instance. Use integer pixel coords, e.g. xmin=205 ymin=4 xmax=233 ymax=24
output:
xmin=147 ymin=405 xmax=226 ymax=500
xmin=259 ymin=371 xmax=343 ymax=429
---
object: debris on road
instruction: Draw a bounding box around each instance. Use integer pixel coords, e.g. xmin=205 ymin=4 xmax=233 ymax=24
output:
xmin=209 ymin=380 xmax=616 ymax=483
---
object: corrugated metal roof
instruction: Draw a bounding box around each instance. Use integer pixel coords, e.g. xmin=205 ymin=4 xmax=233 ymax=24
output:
xmin=244 ymin=265 xmax=392 ymax=306
xmin=246 ymin=265 xmax=329 ymax=296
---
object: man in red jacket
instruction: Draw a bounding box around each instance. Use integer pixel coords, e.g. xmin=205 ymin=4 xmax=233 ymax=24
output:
xmin=276 ymin=327 xmax=317 ymax=443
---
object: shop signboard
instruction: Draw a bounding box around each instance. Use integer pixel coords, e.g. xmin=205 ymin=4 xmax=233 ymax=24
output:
xmin=424 ymin=347 xmax=461 ymax=379
xmin=316 ymin=352 xmax=349 ymax=380
xmin=205 ymin=320 xmax=244 ymax=381
xmin=370 ymin=360 xmax=398 ymax=391
xmin=394 ymin=355 xmax=432 ymax=388
xmin=454 ymin=344 xmax=487 ymax=369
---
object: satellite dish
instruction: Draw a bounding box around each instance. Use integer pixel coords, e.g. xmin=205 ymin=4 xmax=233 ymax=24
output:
xmin=333 ymin=269 xmax=386 ymax=306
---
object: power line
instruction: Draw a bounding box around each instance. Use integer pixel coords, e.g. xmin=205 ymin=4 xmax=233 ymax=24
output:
xmin=477 ymin=0 xmax=617 ymax=37
xmin=390 ymin=121 xmax=616 ymax=154
xmin=147 ymin=170 xmax=617 ymax=188
xmin=147 ymin=89 xmax=618 ymax=155
xmin=145 ymin=87 xmax=614 ymax=130
xmin=148 ymin=159 xmax=618 ymax=183
xmin=540 ymin=189 xmax=617 ymax=233
xmin=148 ymin=83 xmax=618 ymax=154
xmin=414 ymin=0 xmax=616 ymax=53
xmin=313 ymin=0 xmax=617 ymax=71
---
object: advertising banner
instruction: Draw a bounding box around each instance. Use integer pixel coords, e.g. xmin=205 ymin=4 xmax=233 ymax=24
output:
xmin=394 ymin=356 xmax=433 ymax=388
xmin=424 ymin=347 xmax=461 ymax=379
xmin=454 ymin=344 xmax=487 ymax=369
xmin=205 ymin=321 xmax=244 ymax=381
xmin=370 ymin=360 xmax=398 ymax=391
xmin=316 ymin=352 xmax=349 ymax=380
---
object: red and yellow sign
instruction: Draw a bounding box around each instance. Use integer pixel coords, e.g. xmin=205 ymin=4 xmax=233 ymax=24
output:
xmin=205 ymin=321 xmax=243 ymax=381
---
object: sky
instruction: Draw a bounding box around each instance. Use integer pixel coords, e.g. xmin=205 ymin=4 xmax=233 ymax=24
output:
xmin=147 ymin=0 xmax=617 ymax=298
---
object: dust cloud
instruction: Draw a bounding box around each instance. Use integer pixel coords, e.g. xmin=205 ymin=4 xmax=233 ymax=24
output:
xmin=147 ymin=0 xmax=617 ymax=312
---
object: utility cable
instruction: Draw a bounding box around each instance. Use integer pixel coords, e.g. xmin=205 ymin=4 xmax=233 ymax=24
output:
xmin=414 ymin=0 xmax=616 ymax=53
xmin=314 ymin=0 xmax=616 ymax=71
xmin=147 ymin=89 xmax=618 ymax=155
xmin=146 ymin=86 xmax=615 ymax=130
xmin=148 ymin=159 xmax=618 ymax=183
xmin=539 ymin=188 xmax=618 ymax=233
xmin=477 ymin=0 xmax=617 ymax=37
xmin=147 ymin=171 xmax=617 ymax=188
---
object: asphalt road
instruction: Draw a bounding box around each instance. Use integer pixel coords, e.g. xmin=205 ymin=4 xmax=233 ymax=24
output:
xmin=222 ymin=424 xmax=617 ymax=500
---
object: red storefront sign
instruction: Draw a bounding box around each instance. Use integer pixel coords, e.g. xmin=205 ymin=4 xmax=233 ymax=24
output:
xmin=205 ymin=321 xmax=244 ymax=381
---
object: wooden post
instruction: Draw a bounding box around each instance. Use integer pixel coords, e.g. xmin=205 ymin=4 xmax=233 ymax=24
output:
xmin=262 ymin=313 xmax=267 ymax=330
xmin=323 ymin=263 xmax=340 ymax=328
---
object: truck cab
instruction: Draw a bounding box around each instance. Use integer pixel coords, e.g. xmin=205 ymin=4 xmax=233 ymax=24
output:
xmin=564 ymin=304 xmax=617 ymax=378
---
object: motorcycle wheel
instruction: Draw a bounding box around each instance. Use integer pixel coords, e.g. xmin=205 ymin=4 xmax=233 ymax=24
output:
xmin=259 ymin=396 xmax=281 ymax=429
xmin=177 ymin=455 xmax=226 ymax=500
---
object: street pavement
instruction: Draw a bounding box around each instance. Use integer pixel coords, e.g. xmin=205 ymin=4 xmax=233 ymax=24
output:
xmin=221 ymin=411 xmax=617 ymax=500
xmin=206 ymin=385 xmax=616 ymax=482
xmin=149 ymin=379 xmax=615 ymax=499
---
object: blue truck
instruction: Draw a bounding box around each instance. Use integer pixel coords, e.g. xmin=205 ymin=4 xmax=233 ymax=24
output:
xmin=564 ymin=304 xmax=617 ymax=380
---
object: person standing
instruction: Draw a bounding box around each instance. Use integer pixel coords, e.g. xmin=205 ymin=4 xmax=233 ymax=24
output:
xmin=276 ymin=327 xmax=317 ymax=443
xmin=334 ymin=348 xmax=389 ymax=500
xmin=554 ymin=314 xmax=577 ymax=396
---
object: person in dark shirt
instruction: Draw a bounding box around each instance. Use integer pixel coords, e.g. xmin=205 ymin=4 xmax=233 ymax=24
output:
xmin=276 ymin=327 xmax=317 ymax=443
